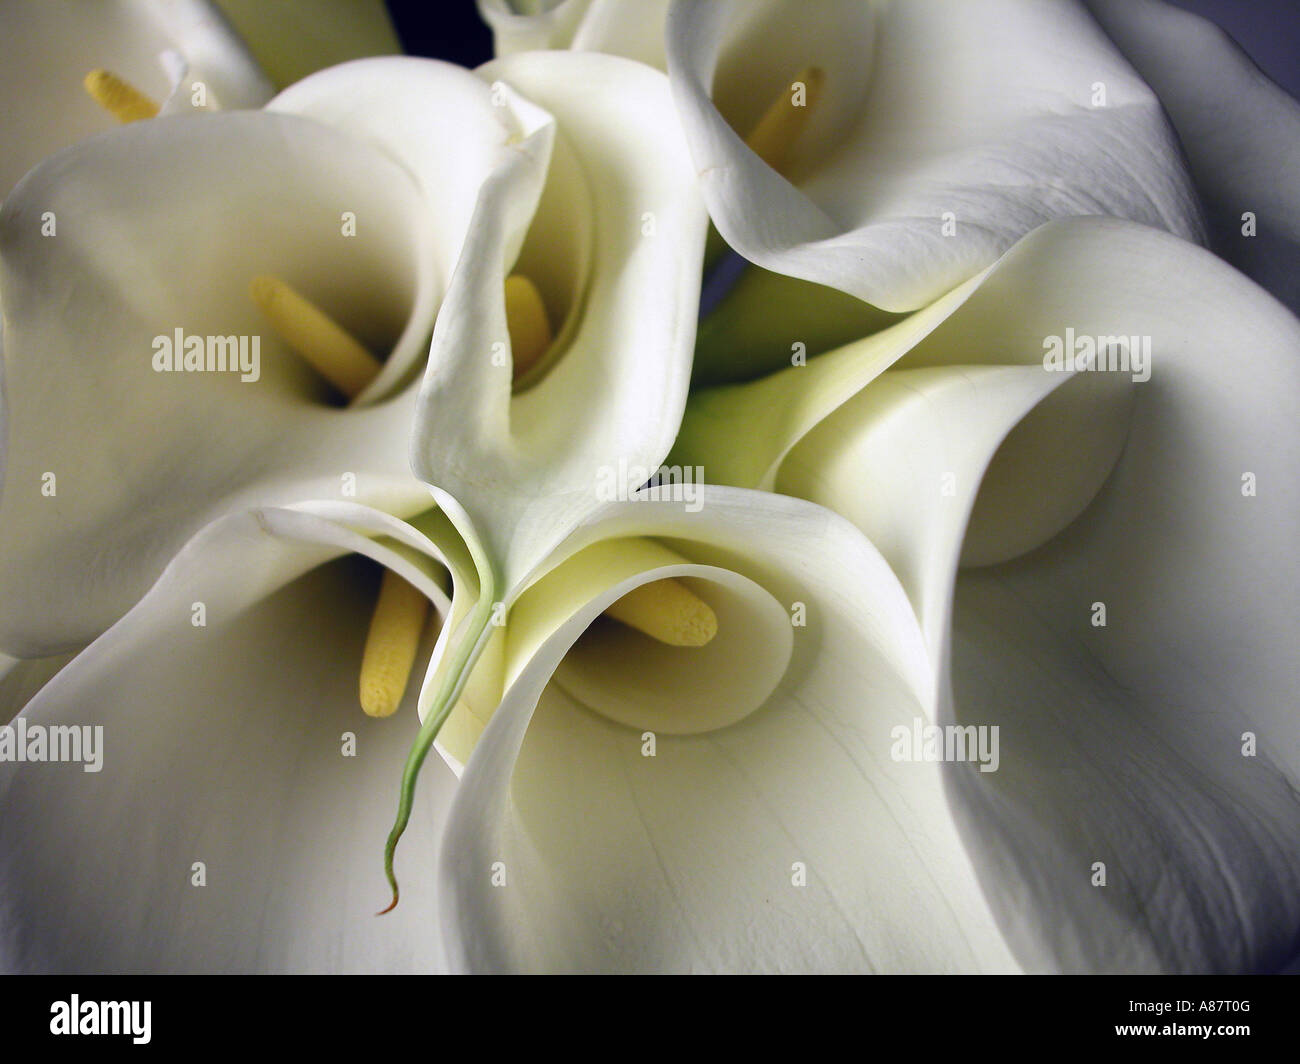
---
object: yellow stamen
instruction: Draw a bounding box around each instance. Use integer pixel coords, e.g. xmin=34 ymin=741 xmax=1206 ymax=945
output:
xmin=246 ymin=277 xmax=422 ymax=717
xmin=359 ymin=571 xmax=430 ymax=718
xmin=83 ymin=68 xmax=159 ymax=124
xmin=604 ymin=579 xmax=718 ymax=647
xmin=504 ymin=273 xmax=552 ymax=381
xmin=249 ymin=274 xmax=382 ymax=401
xmin=744 ymin=65 xmax=825 ymax=176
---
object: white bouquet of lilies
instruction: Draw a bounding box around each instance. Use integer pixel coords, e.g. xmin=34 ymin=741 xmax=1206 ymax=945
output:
xmin=0 ymin=0 xmax=1297 ymax=974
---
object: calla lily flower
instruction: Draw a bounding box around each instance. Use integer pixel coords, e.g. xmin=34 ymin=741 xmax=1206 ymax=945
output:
xmin=671 ymin=216 xmax=1300 ymax=971
xmin=0 ymin=51 xmax=703 ymax=664
xmin=433 ymin=485 xmax=1020 ymax=972
xmin=477 ymin=0 xmax=1204 ymax=314
xmin=0 ymin=0 xmax=272 ymax=198
xmin=667 ymin=0 xmax=1198 ymax=314
xmin=0 ymin=0 xmax=408 ymax=201
xmin=408 ymin=48 xmax=707 ymax=600
xmin=0 ymin=100 xmax=443 ymax=654
xmin=0 ymin=501 xmax=470 ymax=971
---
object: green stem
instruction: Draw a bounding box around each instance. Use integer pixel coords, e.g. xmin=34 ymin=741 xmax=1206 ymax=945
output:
xmin=378 ymin=548 xmax=498 ymax=915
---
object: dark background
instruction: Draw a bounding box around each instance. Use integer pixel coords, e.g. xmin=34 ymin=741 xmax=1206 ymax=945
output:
xmin=1169 ymin=0 xmax=1300 ymax=98
xmin=384 ymin=0 xmax=1300 ymax=102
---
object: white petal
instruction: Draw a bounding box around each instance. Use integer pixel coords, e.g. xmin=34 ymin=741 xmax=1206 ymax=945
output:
xmin=1086 ymin=0 xmax=1300 ymax=315
xmin=0 ymin=505 xmax=457 ymax=973
xmin=438 ymin=488 xmax=1021 ymax=972
xmin=0 ymin=112 xmax=437 ymax=653
xmin=778 ymin=364 xmax=1100 ymax=659
xmin=666 ymin=0 xmax=1204 ymax=311
xmin=0 ymin=0 xmax=271 ymax=197
xmin=412 ymin=51 xmax=708 ymax=594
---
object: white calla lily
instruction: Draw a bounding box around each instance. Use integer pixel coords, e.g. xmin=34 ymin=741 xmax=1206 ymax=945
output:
xmin=365 ymin=49 xmax=707 ymax=877
xmin=477 ymin=0 xmax=1215 ymax=371
xmin=3 ymin=490 xmax=835 ymax=972
xmin=437 ymin=485 xmax=1026 ymax=972
xmin=0 ymin=501 xmax=473 ymax=972
xmin=1085 ymin=0 xmax=1300 ymax=315
xmin=0 ymin=57 xmax=547 ymax=656
xmin=0 ymin=0 xmax=272 ymax=198
xmin=662 ymin=0 xmax=1204 ymax=312
xmin=0 ymin=111 xmax=436 ymax=654
xmin=672 ymin=217 xmax=1300 ymax=970
xmin=410 ymin=50 xmax=706 ymax=597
